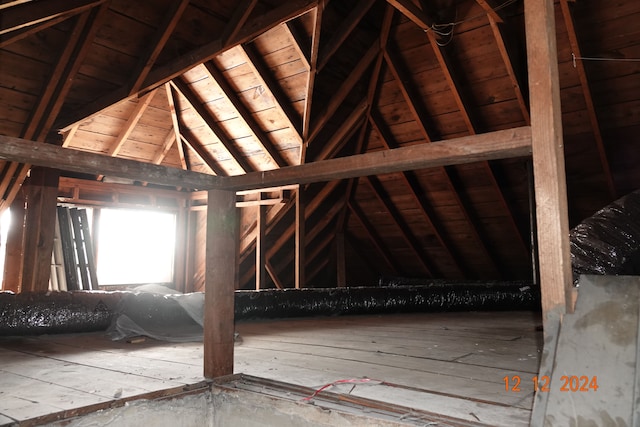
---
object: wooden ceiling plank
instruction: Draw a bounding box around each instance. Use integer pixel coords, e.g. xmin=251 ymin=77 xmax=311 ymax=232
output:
xmin=369 ymin=111 xmax=467 ymax=278
xmin=240 ymin=44 xmax=303 ymax=138
xmin=348 ymin=200 xmax=399 ymax=275
xmin=203 ymin=61 xmax=288 ymax=168
xmin=559 ymin=0 xmax=616 ymax=199
xmin=364 ymin=175 xmax=435 ymax=277
xmin=0 ymin=135 xmax=218 ymax=189
xmin=165 ymin=83 xmax=187 ymax=170
xmin=283 ymin=20 xmax=310 ymax=69
xmin=0 ymin=0 xmax=106 ymax=36
xmin=307 ymin=38 xmax=379 ymax=146
xmin=172 ymin=78 xmax=255 ymax=173
xmin=221 ymin=0 xmax=259 ymax=48
xmin=128 ymin=0 xmax=190 ymax=95
xmin=55 ymin=0 xmax=319 ymax=130
xmin=179 ymin=131 xmax=227 ymax=177
xmin=317 ymin=0 xmax=377 ymax=72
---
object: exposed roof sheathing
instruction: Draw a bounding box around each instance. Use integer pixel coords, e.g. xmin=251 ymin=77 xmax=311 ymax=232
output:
xmin=0 ymin=0 xmax=638 ymax=287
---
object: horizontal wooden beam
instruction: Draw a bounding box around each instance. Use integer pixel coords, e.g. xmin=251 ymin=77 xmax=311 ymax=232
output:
xmin=0 ymin=135 xmax=217 ymax=190
xmin=215 ymin=127 xmax=532 ymax=191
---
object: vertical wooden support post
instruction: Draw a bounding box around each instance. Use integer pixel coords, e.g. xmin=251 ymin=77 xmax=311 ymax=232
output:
xmin=256 ymin=205 xmax=266 ymax=290
xmin=2 ymin=189 xmax=26 ymax=292
xmin=295 ymin=188 xmax=305 ymax=289
xmin=173 ymin=202 xmax=187 ymax=293
xmin=336 ymin=232 xmax=346 ymax=287
xmin=22 ymin=167 xmax=60 ymax=292
xmin=525 ymin=0 xmax=573 ymax=322
xmin=204 ymin=189 xmax=237 ymax=379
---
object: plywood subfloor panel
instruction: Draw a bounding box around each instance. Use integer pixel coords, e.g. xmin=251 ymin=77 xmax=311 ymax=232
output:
xmin=0 ymin=311 xmax=541 ymax=426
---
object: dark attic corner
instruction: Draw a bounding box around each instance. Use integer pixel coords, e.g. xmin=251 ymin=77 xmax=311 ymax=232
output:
xmin=0 ymin=0 xmax=639 ymax=425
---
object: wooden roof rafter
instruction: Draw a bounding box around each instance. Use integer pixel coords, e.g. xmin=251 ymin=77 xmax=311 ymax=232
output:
xmin=307 ymin=38 xmax=380 ymax=148
xmin=363 ymin=175 xmax=437 ymax=277
xmin=348 ymin=200 xmax=400 ymax=275
xmin=128 ymin=0 xmax=190 ymax=95
xmin=171 ymin=78 xmax=255 ymax=174
xmin=0 ymin=0 xmax=106 ymax=36
xmin=220 ymin=0 xmax=260 ymax=48
xmin=382 ymin=43 xmax=502 ymax=278
xmin=474 ymin=0 xmax=530 ymax=124
xmin=368 ymin=111 xmax=467 ymax=278
xmin=300 ymin=4 xmax=323 ymax=150
xmin=559 ymin=0 xmax=616 ymax=199
xmin=316 ymin=0 xmax=377 ymax=72
xmin=239 ymin=44 xmax=304 ymax=139
xmin=178 ymin=129 xmax=226 ymax=177
xmin=1 ymin=3 xmax=110 ymax=212
xmin=203 ymin=61 xmax=288 ymax=169
xmin=55 ymin=0 xmax=320 ymax=131
xmin=415 ymin=3 xmax=531 ymax=267
xmin=96 ymin=88 xmax=157 ymax=181
xmin=165 ymin=83 xmax=187 ymax=170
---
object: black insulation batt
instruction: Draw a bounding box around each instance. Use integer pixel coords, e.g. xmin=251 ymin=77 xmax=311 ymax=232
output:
xmin=0 ymin=283 xmax=539 ymax=337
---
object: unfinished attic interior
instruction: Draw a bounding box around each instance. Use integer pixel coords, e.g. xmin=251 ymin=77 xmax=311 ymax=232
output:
xmin=0 ymin=0 xmax=639 ymax=425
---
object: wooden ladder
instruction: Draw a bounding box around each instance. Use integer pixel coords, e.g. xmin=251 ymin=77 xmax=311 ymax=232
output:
xmin=57 ymin=206 xmax=98 ymax=290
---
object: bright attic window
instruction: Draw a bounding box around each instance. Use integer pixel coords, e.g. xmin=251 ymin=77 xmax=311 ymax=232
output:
xmin=97 ymin=208 xmax=175 ymax=286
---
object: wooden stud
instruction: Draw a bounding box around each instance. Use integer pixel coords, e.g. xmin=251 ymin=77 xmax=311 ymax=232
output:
xmin=204 ymin=189 xmax=237 ymax=379
xmin=336 ymin=232 xmax=346 ymax=287
xmin=256 ymin=204 xmax=266 ymax=290
xmin=265 ymin=261 xmax=284 ymax=289
xmin=525 ymin=0 xmax=572 ymax=317
xmin=295 ymin=189 xmax=305 ymax=289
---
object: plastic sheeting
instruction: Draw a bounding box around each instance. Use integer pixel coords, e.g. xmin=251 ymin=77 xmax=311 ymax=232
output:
xmin=570 ymin=190 xmax=640 ymax=282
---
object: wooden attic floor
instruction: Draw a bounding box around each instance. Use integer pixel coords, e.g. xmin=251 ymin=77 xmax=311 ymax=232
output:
xmin=0 ymin=311 xmax=542 ymax=426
